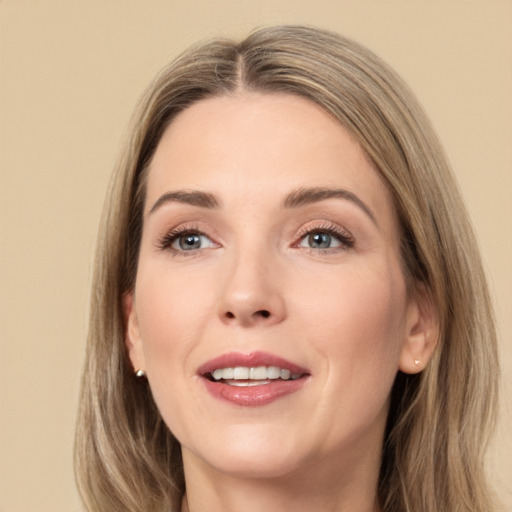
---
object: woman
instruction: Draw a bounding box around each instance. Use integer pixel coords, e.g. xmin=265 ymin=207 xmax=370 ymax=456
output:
xmin=74 ymin=25 xmax=499 ymax=512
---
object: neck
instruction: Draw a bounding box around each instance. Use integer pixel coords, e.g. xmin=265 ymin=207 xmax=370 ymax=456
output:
xmin=180 ymin=445 xmax=381 ymax=512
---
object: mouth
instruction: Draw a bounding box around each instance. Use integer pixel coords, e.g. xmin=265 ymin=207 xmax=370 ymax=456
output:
xmin=198 ymin=352 xmax=310 ymax=406
xmin=206 ymin=365 xmax=304 ymax=387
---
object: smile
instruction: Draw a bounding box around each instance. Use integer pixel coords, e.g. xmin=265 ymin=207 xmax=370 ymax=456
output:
xmin=198 ymin=352 xmax=310 ymax=406
xmin=209 ymin=366 xmax=303 ymax=385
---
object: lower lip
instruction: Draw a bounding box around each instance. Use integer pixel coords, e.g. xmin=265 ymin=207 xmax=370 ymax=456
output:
xmin=201 ymin=377 xmax=308 ymax=406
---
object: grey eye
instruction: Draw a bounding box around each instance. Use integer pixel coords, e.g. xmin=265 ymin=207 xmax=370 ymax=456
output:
xmin=178 ymin=234 xmax=202 ymax=250
xmin=308 ymin=232 xmax=332 ymax=249
xmin=171 ymin=232 xmax=216 ymax=251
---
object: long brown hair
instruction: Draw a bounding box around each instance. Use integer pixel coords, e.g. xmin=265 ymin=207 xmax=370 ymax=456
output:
xmin=75 ymin=25 xmax=499 ymax=511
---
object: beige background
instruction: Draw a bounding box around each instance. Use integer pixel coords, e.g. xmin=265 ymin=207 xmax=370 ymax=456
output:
xmin=1 ymin=1 xmax=510 ymax=511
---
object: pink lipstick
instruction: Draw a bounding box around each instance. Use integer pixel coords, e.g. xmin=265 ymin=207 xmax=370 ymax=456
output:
xmin=198 ymin=351 xmax=310 ymax=407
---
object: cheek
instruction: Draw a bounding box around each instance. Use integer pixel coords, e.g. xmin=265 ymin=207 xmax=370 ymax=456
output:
xmin=301 ymin=262 xmax=407 ymax=393
xmin=296 ymin=264 xmax=407 ymax=447
xmin=132 ymin=270 xmax=214 ymax=436
xmin=134 ymin=265 xmax=216 ymax=383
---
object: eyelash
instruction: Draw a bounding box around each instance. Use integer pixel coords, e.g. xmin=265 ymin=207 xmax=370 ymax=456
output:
xmin=157 ymin=224 xmax=215 ymax=254
xmin=294 ymin=222 xmax=355 ymax=251
xmin=157 ymin=222 xmax=355 ymax=255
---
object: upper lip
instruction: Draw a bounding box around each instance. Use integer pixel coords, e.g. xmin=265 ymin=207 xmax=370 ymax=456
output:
xmin=198 ymin=351 xmax=310 ymax=377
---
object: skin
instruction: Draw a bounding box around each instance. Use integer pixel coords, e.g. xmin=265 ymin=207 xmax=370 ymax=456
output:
xmin=125 ymin=93 xmax=436 ymax=512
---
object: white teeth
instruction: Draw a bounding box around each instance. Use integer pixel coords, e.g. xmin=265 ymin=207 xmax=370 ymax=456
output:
xmin=267 ymin=366 xmax=280 ymax=379
xmin=210 ymin=366 xmax=302 ymax=381
xmin=249 ymin=366 xmax=267 ymax=380
xmin=227 ymin=380 xmax=272 ymax=387
xmin=233 ymin=367 xmax=249 ymax=379
xmin=280 ymin=369 xmax=291 ymax=380
xmin=212 ymin=369 xmax=223 ymax=380
xmin=223 ymin=367 xmax=234 ymax=379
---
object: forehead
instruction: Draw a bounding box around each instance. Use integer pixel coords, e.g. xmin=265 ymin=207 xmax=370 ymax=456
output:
xmin=146 ymin=92 xmax=395 ymax=222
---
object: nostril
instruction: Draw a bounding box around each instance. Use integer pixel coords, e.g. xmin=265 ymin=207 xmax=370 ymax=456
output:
xmin=223 ymin=309 xmax=272 ymax=321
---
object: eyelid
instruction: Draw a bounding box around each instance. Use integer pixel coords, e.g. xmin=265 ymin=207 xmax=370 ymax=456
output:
xmin=293 ymin=221 xmax=355 ymax=250
xmin=155 ymin=220 xmax=354 ymax=255
xmin=171 ymin=232 xmax=216 ymax=251
xmin=156 ymin=223 xmax=220 ymax=253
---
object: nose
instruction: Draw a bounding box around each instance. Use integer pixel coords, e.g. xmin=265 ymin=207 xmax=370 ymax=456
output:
xmin=217 ymin=248 xmax=286 ymax=327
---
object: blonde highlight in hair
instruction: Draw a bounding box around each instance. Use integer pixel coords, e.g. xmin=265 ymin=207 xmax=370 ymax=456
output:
xmin=75 ymin=25 xmax=499 ymax=512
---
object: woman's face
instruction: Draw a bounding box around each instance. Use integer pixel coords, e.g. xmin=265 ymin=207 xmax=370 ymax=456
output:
xmin=126 ymin=93 xmax=426 ymax=481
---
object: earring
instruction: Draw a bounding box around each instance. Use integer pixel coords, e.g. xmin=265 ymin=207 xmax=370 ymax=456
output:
xmin=134 ymin=369 xmax=147 ymax=379
xmin=414 ymin=359 xmax=421 ymax=367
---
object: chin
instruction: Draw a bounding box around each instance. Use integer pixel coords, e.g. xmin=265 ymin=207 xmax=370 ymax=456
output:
xmin=181 ymin=424 xmax=307 ymax=479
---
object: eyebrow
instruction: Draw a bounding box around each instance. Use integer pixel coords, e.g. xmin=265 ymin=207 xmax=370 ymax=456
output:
xmin=149 ymin=190 xmax=219 ymax=214
xmin=149 ymin=186 xmax=377 ymax=225
xmin=283 ymin=187 xmax=377 ymax=225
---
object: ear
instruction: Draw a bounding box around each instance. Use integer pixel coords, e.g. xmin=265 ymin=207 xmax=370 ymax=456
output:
xmin=123 ymin=292 xmax=146 ymax=372
xmin=399 ymin=284 xmax=439 ymax=374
